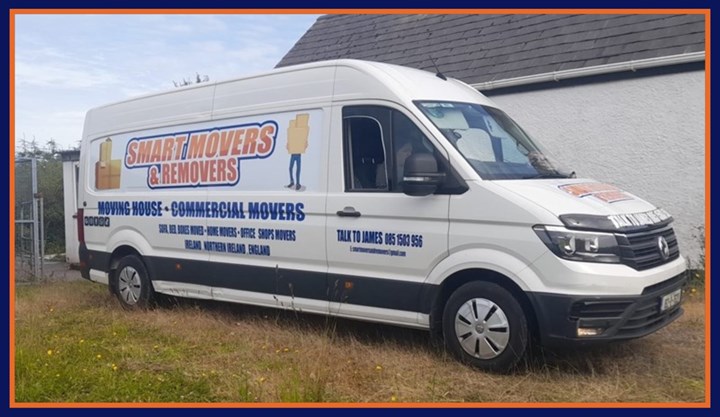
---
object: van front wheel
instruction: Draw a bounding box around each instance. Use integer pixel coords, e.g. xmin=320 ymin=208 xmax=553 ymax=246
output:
xmin=442 ymin=281 xmax=528 ymax=372
xmin=112 ymin=255 xmax=154 ymax=309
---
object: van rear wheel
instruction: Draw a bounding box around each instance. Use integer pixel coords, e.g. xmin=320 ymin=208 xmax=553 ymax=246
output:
xmin=442 ymin=281 xmax=528 ymax=372
xmin=112 ymin=255 xmax=154 ymax=309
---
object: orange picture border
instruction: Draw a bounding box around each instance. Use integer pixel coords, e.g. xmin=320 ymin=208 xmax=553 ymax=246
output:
xmin=8 ymin=8 xmax=711 ymax=409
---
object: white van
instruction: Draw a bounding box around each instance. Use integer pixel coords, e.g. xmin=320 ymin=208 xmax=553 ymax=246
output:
xmin=78 ymin=59 xmax=687 ymax=371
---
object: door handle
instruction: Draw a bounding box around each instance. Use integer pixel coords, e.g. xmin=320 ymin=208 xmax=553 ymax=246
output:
xmin=336 ymin=206 xmax=361 ymax=218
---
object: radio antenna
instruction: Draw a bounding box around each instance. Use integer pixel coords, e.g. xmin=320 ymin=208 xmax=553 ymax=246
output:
xmin=429 ymin=56 xmax=447 ymax=81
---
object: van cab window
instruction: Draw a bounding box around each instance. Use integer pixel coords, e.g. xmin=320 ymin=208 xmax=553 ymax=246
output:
xmin=343 ymin=106 xmax=439 ymax=192
xmin=416 ymin=101 xmax=571 ymax=180
xmin=343 ymin=114 xmax=388 ymax=191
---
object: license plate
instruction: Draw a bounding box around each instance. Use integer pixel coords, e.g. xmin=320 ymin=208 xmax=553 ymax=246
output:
xmin=660 ymin=288 xmax=682 ymax=312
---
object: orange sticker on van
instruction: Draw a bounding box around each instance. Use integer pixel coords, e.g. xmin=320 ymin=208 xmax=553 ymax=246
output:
xmin=559 ymin=182 xmax=633 ymax=203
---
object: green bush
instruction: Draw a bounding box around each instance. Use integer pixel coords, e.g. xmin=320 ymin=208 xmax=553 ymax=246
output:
xmin=687 ymin=225 xmax=706 ymax=289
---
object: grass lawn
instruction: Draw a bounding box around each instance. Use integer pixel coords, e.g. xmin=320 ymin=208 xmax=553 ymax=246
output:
xmin=13 ymin=280 xmax=706 ymax=403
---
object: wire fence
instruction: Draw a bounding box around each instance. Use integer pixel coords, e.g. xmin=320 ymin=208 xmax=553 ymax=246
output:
xmin=15 ymin=158 xmax=44 ymax=282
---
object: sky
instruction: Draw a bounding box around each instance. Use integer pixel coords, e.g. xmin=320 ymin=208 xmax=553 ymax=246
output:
xmin=14 ymin=14 xmax=321 ymax=150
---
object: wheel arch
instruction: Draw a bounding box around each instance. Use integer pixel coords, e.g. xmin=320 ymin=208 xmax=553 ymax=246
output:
xmin=109 ymin=245 xmax=143 ymax=271
xmin=425 ymin=249 xmax=544 ymax=342
xmin=429 ymin=268 xmax=540 ymax=342
xmin=104 ymin=227 xmax=153 ymax=272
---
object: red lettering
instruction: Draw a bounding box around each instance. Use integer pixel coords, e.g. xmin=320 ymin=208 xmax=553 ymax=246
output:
xmin=215 ymin=158 xmax=226 ymax=182
xmin=231 ymin=129 xmax=245 ymax=156
xmin=162 ymin=137 xmax=174 ymax=161
xmin=205 ymin=131 xmax=220 ymax=158
xmin=150 ymin=139 xmax=163 ymax=163
xmin=137 ymin=140 xmax=153 ymax=164
xmin=242 ymin=128 xmax=258 ymax=155
xmin=219 ymin=130 xmax=234 ymax=157
xmin=161 ymin=163 xmax=171 ymax=184
xmin=126 ymin=141 xmax=138 ymax=165
xmin=258 ymin=124 xmax=275 ymax=155
xmin=168 ymin=162 xmax=178 ymax=184
xmin=174 ymin=135 xmax=187 ymax=160
xmin=177 ymin=161 xmax=189 ymax=183
xmin=226 ymin=158 xmax=238 ymax=183
xmin=190 ymin=160 xmax=199 ymax=184
xmin=187 ymin=134 xmax=207 ymax=159
xmin=208 ymin=159 xmax=218 ymax=183
xmin=200 ymin=160 xmax=211 ymax=182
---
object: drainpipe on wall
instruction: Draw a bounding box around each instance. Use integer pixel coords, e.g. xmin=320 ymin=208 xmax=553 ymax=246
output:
xmin=471 ymin=52 xmax=705 ymax=91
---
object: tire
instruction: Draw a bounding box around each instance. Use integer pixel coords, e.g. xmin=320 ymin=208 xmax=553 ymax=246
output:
xmin=442 ymin=281 xmax=528 ymax=373
xmin=111 ymin=255 xmax=154 ymax=309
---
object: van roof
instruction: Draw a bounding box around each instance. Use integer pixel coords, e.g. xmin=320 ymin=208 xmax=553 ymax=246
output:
xmin=82 ymin=59 xmax=494 ymax=141
xmin=89 ymin=59 xmax=486 ymax=111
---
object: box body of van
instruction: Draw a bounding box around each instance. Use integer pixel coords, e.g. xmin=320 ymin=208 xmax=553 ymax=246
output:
xmin=78 ymin=59 xmax=687 ymax=371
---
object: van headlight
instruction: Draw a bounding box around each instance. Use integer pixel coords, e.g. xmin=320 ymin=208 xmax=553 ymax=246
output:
xmin=533 ymin=225 xmax=621 ymax=263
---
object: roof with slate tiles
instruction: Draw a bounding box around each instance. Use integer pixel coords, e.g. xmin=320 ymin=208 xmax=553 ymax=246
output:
xmin=276 ymin=14 xmax=706 ymax=85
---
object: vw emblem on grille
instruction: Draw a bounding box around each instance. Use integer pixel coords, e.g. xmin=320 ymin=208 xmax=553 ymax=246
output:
xmin=657 ymin=236 xmax=670 ymax=260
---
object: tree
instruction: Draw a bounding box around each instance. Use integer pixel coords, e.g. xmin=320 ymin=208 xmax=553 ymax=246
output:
xmin=14 ymin=138 xmax=78 ymax=254
xmin=173 ymin=72 xmax=210 ymax=88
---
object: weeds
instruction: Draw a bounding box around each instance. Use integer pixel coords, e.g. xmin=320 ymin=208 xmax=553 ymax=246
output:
xmin=686 ymin=224 xmax=706 ymax=289
xmin=14 ymin=280 xmax=706 ymax=403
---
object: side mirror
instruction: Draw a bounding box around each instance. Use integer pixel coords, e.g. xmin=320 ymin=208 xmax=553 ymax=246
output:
xmin=402 ymin=153 xmax=445 ymax=197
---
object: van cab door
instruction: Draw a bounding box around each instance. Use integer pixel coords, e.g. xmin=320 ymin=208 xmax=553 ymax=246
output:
xmin=326 ymin=104 xmax=451 ymax=327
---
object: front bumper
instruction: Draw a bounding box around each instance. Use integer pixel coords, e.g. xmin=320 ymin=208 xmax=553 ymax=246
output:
xmin=528 ymin=271 xmax=687 ymax=346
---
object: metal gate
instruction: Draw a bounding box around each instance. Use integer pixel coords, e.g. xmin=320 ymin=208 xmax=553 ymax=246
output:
xmin=14 ymin=158 xmax=44 ymax=281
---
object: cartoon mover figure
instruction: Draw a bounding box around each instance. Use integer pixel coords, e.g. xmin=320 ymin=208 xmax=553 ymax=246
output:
xmin=285 ymin=113 xmax=310 ymax=191
xmin=95 ymin=138 xmax=121 ymax=190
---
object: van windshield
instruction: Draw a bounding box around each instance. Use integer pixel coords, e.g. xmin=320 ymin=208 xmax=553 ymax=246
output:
xmin=416 ymin=101 xmax=571 ymax=180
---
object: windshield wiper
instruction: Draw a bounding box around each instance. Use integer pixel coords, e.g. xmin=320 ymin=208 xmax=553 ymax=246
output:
xmin=522 ymin=171 xmax=576 ymax=180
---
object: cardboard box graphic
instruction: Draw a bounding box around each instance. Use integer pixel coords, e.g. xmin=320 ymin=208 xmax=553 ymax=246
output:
xmin=99 ymin=139 xmax=112 ymax=161
xmin=95 ymin=162 xmax=110 ymax=190
xmin=95 ymin=138 xmax=121 ymax=190
xmin=287 ymin=113 xmax=310 ymax=154
xmin=108 ymin=159 xmax=121 ymax=176
xmin=295 ymin=113 xmax=309 ymax=127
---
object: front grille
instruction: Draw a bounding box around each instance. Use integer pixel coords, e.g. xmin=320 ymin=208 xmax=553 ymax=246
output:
xmin=616 ymin=296 xmax=682 ymax=337
xmin=568 ymin=274 xmax=685 ymax=339
xmin=569 ymin=300 xmax=632 ymax=319
xmin=616 ymin=224 xmax=680 ymax=271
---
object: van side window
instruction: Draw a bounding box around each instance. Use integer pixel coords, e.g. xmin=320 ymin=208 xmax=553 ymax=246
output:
xmin=343 ymin=106 xmax=439 ymax=193
xmin=343 ymin=109 xmax=389 ymax=192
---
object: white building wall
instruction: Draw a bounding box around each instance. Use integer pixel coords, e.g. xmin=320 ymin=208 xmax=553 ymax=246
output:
xmin=486 ymin=70 xmax=705 ymax=264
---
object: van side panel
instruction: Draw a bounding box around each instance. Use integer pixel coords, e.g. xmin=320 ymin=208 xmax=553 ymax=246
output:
xmin=79 ymin=67 xmax=337 ymax=313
